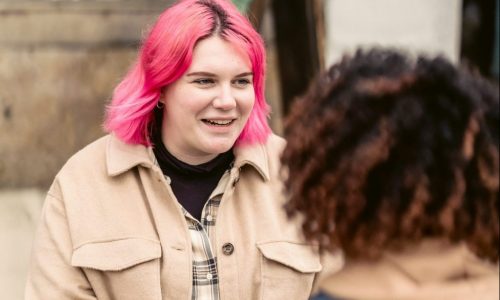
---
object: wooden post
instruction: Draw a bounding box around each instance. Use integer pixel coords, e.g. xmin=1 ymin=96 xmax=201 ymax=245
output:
xmin=248 ymin=0 xmax=268 ymax=29
xmin=271 ymin=0 xmax=324 ymax=114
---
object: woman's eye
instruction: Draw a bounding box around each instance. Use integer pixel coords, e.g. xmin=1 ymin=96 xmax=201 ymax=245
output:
xmin=233 ymin=78 xmax=252 ymax=88
xmin=193 ymin=78 xmax=215 ymax=86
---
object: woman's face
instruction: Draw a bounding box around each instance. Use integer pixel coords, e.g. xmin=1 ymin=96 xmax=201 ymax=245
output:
xmin=160 ymin=36 xmax=255 ymax=165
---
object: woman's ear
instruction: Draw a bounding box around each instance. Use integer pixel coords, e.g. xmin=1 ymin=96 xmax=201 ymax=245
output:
xmin=158 ymin=88 xmax=167 ymax=107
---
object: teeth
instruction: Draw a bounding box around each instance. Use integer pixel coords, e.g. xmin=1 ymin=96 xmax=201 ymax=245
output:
xmin=204 ymin=119 xmax=233 ymax=126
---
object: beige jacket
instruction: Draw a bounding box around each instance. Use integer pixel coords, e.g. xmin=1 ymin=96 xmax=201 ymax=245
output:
xmin=26 ymin=134 xmax=339 ymax=300
xmin=319 ymin=239 xmax=499 ymax=300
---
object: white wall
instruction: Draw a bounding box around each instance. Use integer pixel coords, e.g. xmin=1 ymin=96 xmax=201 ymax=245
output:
xmin=0 ymin=190 xmax=44 ymax=300
xmin=325 ymin=0 xmax=462 ymax=66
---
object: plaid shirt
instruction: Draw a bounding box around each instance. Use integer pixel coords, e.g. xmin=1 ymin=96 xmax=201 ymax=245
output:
xmin=153 ymin=154 xmax=229 ymax=300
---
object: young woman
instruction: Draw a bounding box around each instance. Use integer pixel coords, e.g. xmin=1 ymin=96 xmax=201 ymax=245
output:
xmin=26 ymin=1 xmax=330 ymax=299
xmin=282 ymin=49 xmax=499 ymax=300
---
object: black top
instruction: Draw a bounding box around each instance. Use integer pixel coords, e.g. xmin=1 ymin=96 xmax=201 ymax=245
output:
xmin=151 ymin=129 xmax=234 ymax=221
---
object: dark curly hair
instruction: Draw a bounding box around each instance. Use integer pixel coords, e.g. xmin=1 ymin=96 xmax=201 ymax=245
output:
xmin=282 ymin=49 xmax=499 ymax=262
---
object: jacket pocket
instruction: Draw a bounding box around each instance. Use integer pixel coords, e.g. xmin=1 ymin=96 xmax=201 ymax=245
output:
xmin=72 ymin=238 xmax=162 ymax=300
xmin=257 ymin=241 xmax=322 ymax=300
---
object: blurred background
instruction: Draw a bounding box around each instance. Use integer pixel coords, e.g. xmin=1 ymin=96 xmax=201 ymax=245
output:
xmin=0 ymin=0 xmax=498 ymax=298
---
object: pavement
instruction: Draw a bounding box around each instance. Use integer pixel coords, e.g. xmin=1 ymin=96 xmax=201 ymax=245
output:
xmin=0 ymin=189 xmax=44 ymax=300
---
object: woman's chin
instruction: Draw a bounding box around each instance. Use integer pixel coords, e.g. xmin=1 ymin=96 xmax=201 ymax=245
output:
xmin=202 ymin=137 xmax=236 ymax=155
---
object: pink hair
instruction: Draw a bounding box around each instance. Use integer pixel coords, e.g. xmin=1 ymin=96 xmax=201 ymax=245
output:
xmin=104 ymin=0 xmax=271 ymax=146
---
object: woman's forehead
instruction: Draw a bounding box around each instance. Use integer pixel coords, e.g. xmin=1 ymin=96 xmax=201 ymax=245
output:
xmin=187 ymin=36 xmax=252 ymax=73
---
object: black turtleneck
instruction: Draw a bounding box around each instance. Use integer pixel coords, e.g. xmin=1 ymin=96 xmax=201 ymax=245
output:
xmin=151 ymin=126 xmax=234 ymax=221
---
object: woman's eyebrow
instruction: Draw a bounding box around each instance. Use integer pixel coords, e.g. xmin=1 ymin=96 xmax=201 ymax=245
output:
xmin=186 ymin=71 xmax=254 ymax=77
xmin=186 ymin=72 xmax=216 ymax=77
xmin=235 ymin=72 xmax=254 ymax=78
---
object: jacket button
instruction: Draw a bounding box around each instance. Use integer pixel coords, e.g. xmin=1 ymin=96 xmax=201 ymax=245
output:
xmin=222 ymin=243 xmax=234 ymax=255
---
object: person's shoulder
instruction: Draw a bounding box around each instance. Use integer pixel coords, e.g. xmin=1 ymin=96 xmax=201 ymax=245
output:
xmin=66 ymin=135 xmax=110 ymax=166
xmin=46 ymin=135 xmax=112 ymax=199
xmin=57 ymin=135 xmax=111 ymax=178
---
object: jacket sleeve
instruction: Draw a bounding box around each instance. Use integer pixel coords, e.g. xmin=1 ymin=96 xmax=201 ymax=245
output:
xmin=25 ymin=184 xmax=96 ymax=300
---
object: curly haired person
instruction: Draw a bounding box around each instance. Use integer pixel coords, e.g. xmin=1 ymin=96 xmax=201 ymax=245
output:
xmin=282 ymin=49 xmax=499 ymax=300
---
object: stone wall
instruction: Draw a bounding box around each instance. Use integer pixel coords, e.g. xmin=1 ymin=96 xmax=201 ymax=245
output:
xmin=0 ymin=1 xmax=172 ymax=188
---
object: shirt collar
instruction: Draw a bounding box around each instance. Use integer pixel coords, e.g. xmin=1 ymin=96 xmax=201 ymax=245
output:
xmin=106 ymin=134 xmax=270 ymax=181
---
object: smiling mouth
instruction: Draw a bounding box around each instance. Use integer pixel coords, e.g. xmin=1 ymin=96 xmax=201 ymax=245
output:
xmin=202 ymin=119 xmax=235 ymax=126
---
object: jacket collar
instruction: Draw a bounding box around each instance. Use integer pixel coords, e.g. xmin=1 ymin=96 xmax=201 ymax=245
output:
xmin=233 ymin=141 xmax=270 ymax=181
xmin=106 ymin=134 xmax=153 ymax=176
xmin=106 ymin=134 xmax=270 ymax=181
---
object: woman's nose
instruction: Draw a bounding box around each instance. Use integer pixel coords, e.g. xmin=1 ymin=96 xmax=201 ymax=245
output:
xmin=212 ymin=85 xmax=237 ymax=110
